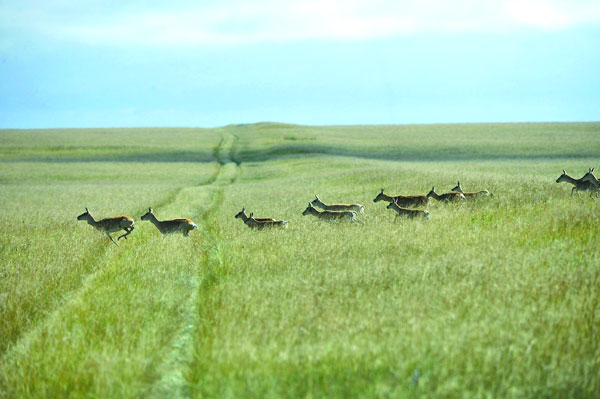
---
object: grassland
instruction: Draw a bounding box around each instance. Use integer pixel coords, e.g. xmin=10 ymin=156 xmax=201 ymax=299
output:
xmin=0 ymin=123 xmax=599 ymax=399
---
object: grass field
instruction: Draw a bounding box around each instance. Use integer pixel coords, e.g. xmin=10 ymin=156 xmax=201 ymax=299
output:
xmin=0 ymin=123 xmax=599 ymax=398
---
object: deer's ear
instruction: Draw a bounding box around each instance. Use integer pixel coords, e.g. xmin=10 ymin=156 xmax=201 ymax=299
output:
xmin=85 ymin=207 xmax=89 ymax=212
xmin=457 ymin=180 xmax=460 ymax=185
xmin=563 ymin=169 xmax=566 ymax=174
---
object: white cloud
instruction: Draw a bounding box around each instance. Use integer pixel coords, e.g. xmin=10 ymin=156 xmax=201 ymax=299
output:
xmin=505 ymin=0 xmax=600 ymax=29
xmin=2 ymin=0 xmax=600 ymax=47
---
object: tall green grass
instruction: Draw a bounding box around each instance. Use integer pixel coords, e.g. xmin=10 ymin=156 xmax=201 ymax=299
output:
xmin=0 ymin=123 xmax=599 ymax=398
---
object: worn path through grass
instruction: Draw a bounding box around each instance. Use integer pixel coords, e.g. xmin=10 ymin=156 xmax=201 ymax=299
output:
xmin=0 ymin=129 xmax=239 ymax=398
xmin=147 ymin=130 xmax=241 ymax=398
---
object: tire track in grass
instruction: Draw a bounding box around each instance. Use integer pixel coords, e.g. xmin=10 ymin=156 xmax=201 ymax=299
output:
xmin=0 ymin=162 xmax=219 ymax=360
xmin=0 ymin=132 xmax=236 ymax=398
xmin=147 ymin=130 xmax=240 ymax=399
xmin=0 ymin=181 xmax=185 ymax=358
xmin=0 ymin=137 xmax=224 ymax=396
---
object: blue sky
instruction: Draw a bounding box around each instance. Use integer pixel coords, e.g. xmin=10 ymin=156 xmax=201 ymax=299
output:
xmin=1 ymin=0 xmax=599 ymax=128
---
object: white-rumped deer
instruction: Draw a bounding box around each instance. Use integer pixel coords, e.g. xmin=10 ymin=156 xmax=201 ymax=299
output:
xmin=140 ymin=207 xmax=197 ymax=236
xmin=450 ymin=181 xmax=492 ymax=199
xmin=556 ymin=169 xmax=598 ymax=199
xmin=302 ymin=203 xmax=358 ymax=222
xmin=386 ymin=201 xmax=429 ymax=219
xmin=372 ymin=188 xmax=429 ymax=207
xmin=426 ymin=187 xmax=465 ymax=202
xmin=243 ymin=213 xmax=288 ymax=229
xmin=77 ymin=207 xmax=134 ymax=245
xmin=311 ymin=195 xmax=364 ymax=213
xmin=234 ymin=207 xmax=276 ymax=224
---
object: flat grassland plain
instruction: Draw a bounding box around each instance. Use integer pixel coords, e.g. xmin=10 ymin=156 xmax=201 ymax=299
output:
xmin=0 ymin=123 xmax=599 ymax=399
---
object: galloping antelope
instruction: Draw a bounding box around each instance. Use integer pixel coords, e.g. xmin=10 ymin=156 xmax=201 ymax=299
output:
xmin=234 ymin=207 xmax=276 ymax=224
xmin=140 ymin=207 xmax=197 ymax=236
xmin=311 ymin=195 xmax=364 ymax=213
xmin=386 ymin=201 xmax=429 ymax=219
xmin=426 ymin=187 xmax=465 ymax=202
xmin=77 ymin=207 xmax=134 ymax=245
xmin=450 ymin=181 xmax=492 ymax=199
xmin=580 ymin=168 xmax=600 ymax=199
xmin=372 ymin=188 xmax=429 ymax=207
xmin=244 ymin=213 xmax=288 ymax=229
xmin=302 ymin=202 xmax=358 ymax=222
xmin=556 ymin=169 xmax=598 ymax=198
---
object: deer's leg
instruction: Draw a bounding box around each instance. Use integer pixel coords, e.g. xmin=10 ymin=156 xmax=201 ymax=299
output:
xmin=106 ymin=232 xmax=119 ymax=246
xmin=118 ymin=226 xmax=134 ymax=240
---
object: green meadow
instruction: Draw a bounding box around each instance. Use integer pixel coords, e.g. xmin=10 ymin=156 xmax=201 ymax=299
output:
xmin=0 ymin=123 xmax=599 ymax=398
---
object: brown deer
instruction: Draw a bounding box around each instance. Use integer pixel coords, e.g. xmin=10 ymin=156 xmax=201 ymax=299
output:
xmin=450 ymin=181 xmax=492 ymax=199
xmin=426 ymin=187 xmax=465 ymax=202
xmin=556 ymin=169 xmax=599 ymax=199
xmin=386 ymin=201 xmax=429 ymax=219
xmin=234 ymin=207 xmax=276 ymax=224
xmin=302 ymin=203 xmax=358 ymax=222
xmin=579 ymin=168 xmax=600 ymax=199
xmin=243 ymin=213 xmax=288 ymax=229
xmin=77 ymin=208 xmax=134 ymax=245
xmin=372 ymin=188 xmax=429 ymax=207
xmin=311 ymin=195 xmax=364 ymax=213
xmin=140 ymin=207 xmax=197 ymax=236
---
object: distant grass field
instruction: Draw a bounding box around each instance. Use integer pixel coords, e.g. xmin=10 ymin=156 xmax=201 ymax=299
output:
xmin=0 ymin=123 xmax=599 ymax=399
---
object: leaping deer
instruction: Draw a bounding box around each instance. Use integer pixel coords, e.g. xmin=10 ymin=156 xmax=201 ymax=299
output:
xmin=579 ymin=168 xmax=600 ymax=199
xmin=556 ymin=169 xmax=599 ymax=199
xmin=140 ymin=207 xmax=197 ymax=236
xmin=302 ymin=202 xmax=358 ymax=222
xmin=234 ymin=207 xmax=277 ymax=224
xmin=311 ymin=195 xmax=364 ymax=213
xmin=243 ymin=213 xmax=288 ymax=229
xmin=450 ymin=181 xmax=492 ymax=199
xmin=426 ymin=187 xmax=465 ymax=202
xmin=77 ymin=208 xmax=134 ymax=245
xmin=373 ymin=188 xmax=429 ymax=207
xmin=386 ymin=201 xmax=429 ymax=219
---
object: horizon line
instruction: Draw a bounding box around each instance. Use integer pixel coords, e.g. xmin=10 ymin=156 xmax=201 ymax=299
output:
xmin=1 ymin=120 xmax=599 ymax=131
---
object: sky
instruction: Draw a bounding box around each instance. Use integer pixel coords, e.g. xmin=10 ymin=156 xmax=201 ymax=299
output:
xmin=1 ymin=0 xmax=599 ymax=128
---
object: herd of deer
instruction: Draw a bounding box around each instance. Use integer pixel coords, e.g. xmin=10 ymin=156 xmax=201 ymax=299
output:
xmin=235 ymin=181 xmax=492 ymax=228
xmin=556 ymin=168 xmax=600 ymax=199
xmin=77 ymin=169 xmax=600 ymax=245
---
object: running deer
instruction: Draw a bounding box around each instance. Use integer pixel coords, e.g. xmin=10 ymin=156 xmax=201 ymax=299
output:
xmin=556 ymin=169 xmax=598 ymax=199
xmin=302 ymin=202 xmax=358 ymax=222
xmin=234 ymin=207 xmax=276 ymax=224
xmin=386 ymin=201 xmax=429 ymax=219
xmin=77 ymin=207 xmax=134 ymax=245
xmin=311 ymin=195 xmax=364 ymax=213
xmin=243 ymin=213 xmax=288 ymax=229
xmin=426 ymin=187 xmax=465 ymax=202
xmin=140 ymin=207 xmax=197 ymax=236
xmin=372 ymin=188 xmax=429 ymax=207
xmin=579 ymin=168 xmax=600 ymax=199
xmin=450 ymin=181 xmax=492 ymax=199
